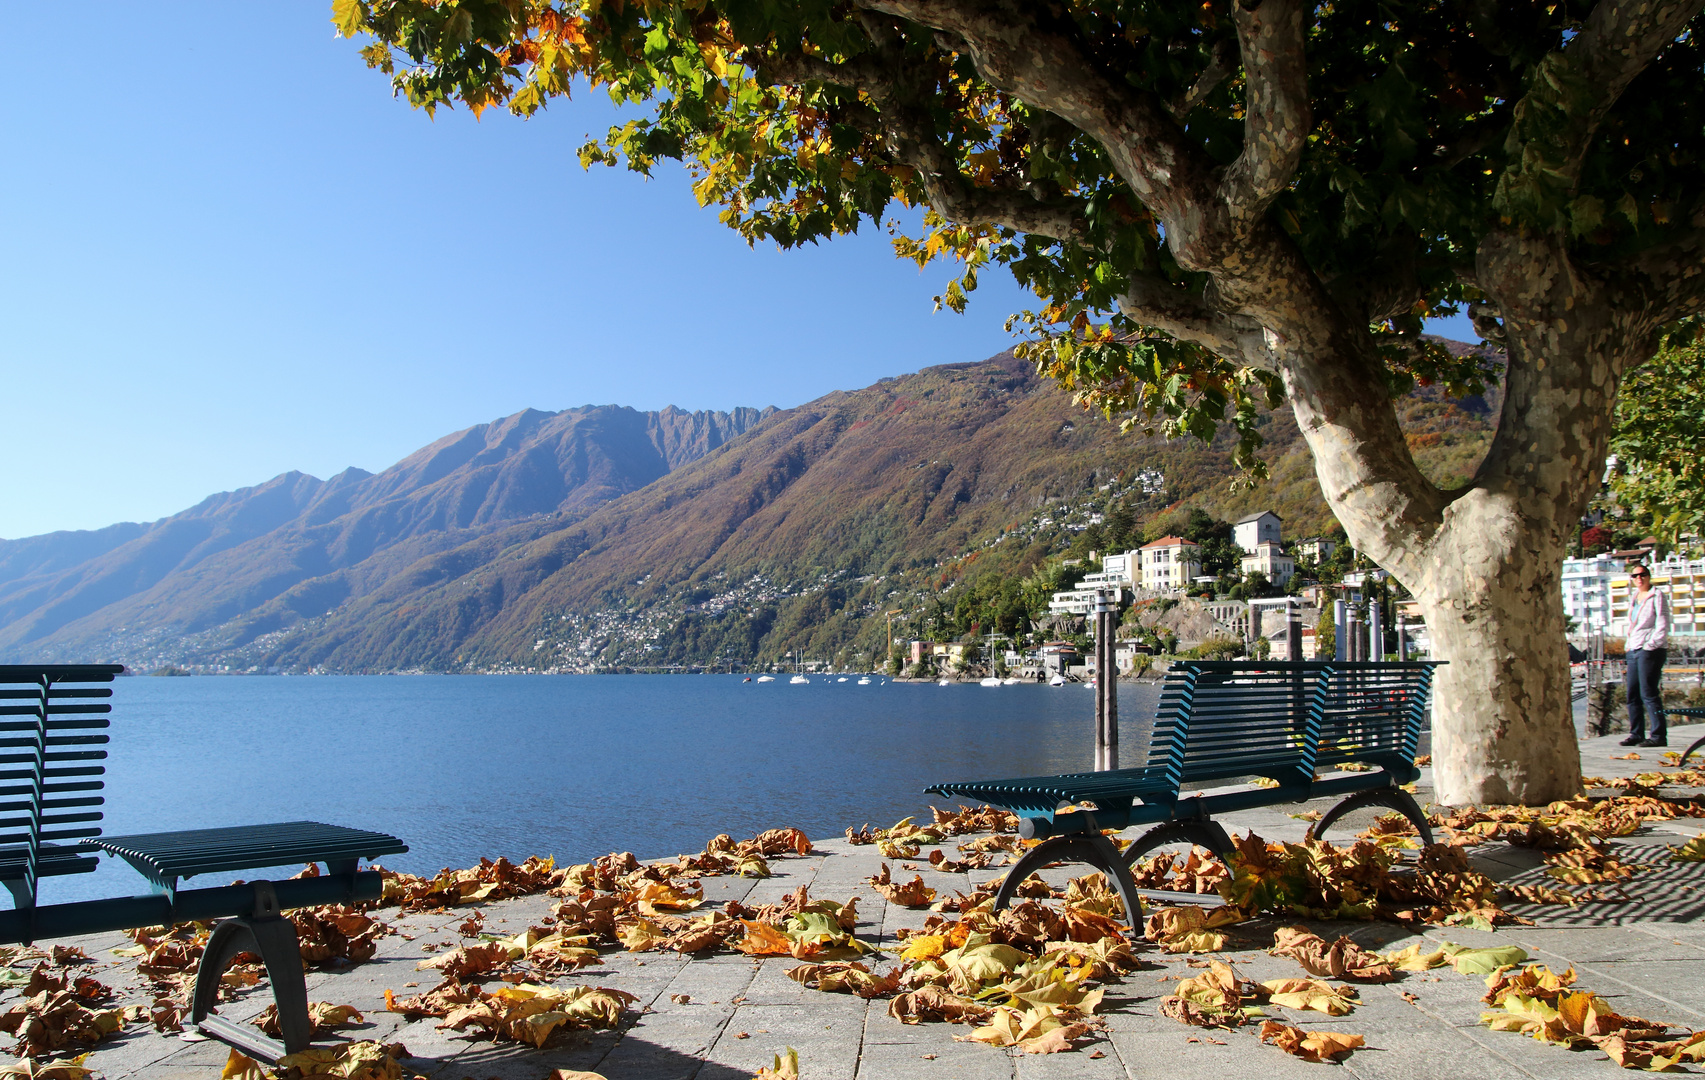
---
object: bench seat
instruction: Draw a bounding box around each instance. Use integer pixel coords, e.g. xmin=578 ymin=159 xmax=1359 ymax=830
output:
xmin=94 ymin=822 xmax=407 ymax=895
xmin=927 ymin=766 xmax=1177 ymax=818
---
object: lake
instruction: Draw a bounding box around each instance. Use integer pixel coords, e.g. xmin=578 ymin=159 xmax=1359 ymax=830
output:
xmin=44 ymin=674 xmax=1161 ymax=904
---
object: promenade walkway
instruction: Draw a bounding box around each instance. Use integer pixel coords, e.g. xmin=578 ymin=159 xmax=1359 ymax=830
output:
xmin=27 ymin=723 xmax=1705 ymax=1080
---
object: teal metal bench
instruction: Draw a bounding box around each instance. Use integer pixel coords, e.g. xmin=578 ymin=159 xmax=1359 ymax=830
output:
xmin=0 ymin=665 xmax=407 ymax=1063
xmin=927 ymin=660 xmax=1440 ymax=920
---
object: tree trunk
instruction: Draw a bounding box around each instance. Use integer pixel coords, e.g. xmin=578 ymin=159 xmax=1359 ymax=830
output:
xmin=1408 ymin=494 xmax=1581 ymax=805
xmin=1282 ymin=233 xmax=1655 ymax=805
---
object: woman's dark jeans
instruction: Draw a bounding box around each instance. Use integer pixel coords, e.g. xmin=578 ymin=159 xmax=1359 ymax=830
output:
xmin=1626 ymin=647 xmax=1668 ymax=742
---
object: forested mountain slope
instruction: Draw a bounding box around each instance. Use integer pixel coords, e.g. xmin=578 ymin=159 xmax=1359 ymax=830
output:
xmin=0 ymin=343 xmax=1495 ymax=672
xmin=0 ymin=403 xmax=771 ymax=661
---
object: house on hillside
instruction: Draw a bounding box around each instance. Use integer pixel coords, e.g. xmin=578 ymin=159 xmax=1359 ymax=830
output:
xmin=1040 ymin=641 xmax=1080 ymax=677
xmin=1234 ymin=511 xmax=1282 ymax=554
xmin=1240 ymin=541 xmax=1296 ymax=588
xmin=1140 ymin=536 xmax=1203 ymax=592
xmin=1293 ymin=537 xmax=1337 ymax=563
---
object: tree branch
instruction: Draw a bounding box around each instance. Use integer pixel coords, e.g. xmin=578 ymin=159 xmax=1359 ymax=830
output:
xmin=852 ymin=0 xmax=1221 ymax=227
xmin=1168 ymin=37 xmax=1237 ymax=120
xmin=1219 ymin=0 xmax=1311 ymax=222
xmin=755 ymin=49 xmax=1090 ymax=241
xmin=1119 ymin=275 xmax=1270 ymax=361
xmin=1550 ymin=0 xmax=1704 ymax=185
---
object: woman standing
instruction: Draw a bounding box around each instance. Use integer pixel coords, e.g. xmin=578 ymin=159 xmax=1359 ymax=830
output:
xmin=1621 ymin=563 xmax=1671 ymax=747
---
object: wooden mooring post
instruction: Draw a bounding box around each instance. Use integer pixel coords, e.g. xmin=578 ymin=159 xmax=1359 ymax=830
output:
xmin=1094 ymin=588 xmax=1118 ymax=770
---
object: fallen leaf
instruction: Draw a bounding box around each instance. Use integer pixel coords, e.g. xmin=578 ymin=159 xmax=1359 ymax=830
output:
xmin=1270 ymin=926 xmax=1394 ymax=982
xmin=1258 ymin=1019 xmax=1364 ymax=1062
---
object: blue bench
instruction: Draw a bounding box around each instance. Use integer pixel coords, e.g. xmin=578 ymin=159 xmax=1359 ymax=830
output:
xmin=927 ymin=660 xmax=1440 ymax=920
xmin=0 ymin=664 xmax=407 ymax=1062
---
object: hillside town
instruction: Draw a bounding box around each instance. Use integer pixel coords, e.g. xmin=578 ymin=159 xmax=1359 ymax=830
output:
xmin=893 ymin=506 xmax=1705 ymax=683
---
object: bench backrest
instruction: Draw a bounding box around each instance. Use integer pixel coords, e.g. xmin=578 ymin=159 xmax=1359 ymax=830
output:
xmin=1314 ymin=661 xmax=1438 ymax=781
xmin=1146 ymin=661 xmax=1334 ymax=788
xmin=0 ymin=666 xmax=120 ymax=903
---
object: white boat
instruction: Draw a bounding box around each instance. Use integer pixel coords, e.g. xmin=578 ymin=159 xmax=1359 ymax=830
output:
xmin=979 ymin=676 xmax=1002 ymax=687
xmin=938 ymin=678 xmax=952 ymax=686
xmin=1001 ymin=677 xmax=1020 ymax=685
xmin=1049 ymin=674 xmax=1066 ymax=687
xmin=857 ymin=677 xmax=871 ymax=685
xmin=790 ymin=675 xmax=810 ymax=685
xmin=756 ymin=675 xmax=775 ymax=683
xmin=837 ymin=677 xmax=848 ymax=683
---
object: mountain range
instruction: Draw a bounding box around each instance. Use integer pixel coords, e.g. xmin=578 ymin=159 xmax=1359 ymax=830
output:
xmin=0 ymin=345 xmax=1496 ymax=672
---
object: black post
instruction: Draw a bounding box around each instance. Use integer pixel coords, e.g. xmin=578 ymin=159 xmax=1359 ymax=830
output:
xmin=1287 ymin=600 xmax=1303 ymax=662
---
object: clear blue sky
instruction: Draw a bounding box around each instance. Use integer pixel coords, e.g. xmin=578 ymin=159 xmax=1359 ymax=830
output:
xmin=0 ymin=5 xmax=1479 ymax=540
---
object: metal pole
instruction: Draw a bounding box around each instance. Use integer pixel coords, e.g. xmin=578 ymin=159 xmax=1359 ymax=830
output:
xmin=1368 ymin=597 xmax=1383 ymax=662
xmin=1094 ymin=589 xmax=1119 ymax=770
xmin=1334 ymin=598 xmax=1347 ymax=662
xmin=1287 ymin=599 xmax=1303 ymax=661
xmin=1396 ymin=612 xmax=1408 ymax=661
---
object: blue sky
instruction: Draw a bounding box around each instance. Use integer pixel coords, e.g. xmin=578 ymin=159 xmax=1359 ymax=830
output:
xmin=0 ymin=5 xmax=1478 ymax=540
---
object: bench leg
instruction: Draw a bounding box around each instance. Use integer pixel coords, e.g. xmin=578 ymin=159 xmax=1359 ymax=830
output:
xmin=993 ymin=834 xmax=1143 ymax=924
xmin=1682 ymin=733 xmax=1705 ymax=767
xmin=1121 ymin=820 xmax=1237 ymax=865
xmin=1306 ymin=787 xmax=1436 ymax=848
xmin=191 ymin=882 xmax=311 ymax=1063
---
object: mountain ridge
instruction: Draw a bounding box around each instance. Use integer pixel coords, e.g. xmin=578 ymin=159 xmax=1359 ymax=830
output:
xmin=0 ymin=344 xmax=1498 ymax=672
xmin=0 ymin=402 xmax=774 ymax=657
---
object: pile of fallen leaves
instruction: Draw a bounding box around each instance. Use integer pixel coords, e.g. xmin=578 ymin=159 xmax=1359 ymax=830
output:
xmin=381 ymin=856 xmax=566 ymax=912
xmin=1154 ymin=925 xmax=1547 ymax=1064
xmin=0 ymin=966 xmax=135 ymax=1058
xmin=378 ymin=830 xmax=827 ymax=1050
xmin=1130 ymin=846 xmax=1230 ymax=894
xmin=387 ymin=980 xmax=638 ymax=1048
xmin=223 ymin=1040 xmax=416 ymax=1080
xmin=1217 ymin=832 xmax=1512 ymax=925
xmin=784 ymin=868 xmax=1139 ymax=1055
xmin=1481 ymin=962 xmax=1705 ymax=1069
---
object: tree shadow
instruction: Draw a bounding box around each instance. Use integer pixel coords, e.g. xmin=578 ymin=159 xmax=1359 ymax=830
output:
xmin=1472 ymin=832 xmax=1705 ymax=926
xmin=397 ymin=1028 xmax=755 ymax=1080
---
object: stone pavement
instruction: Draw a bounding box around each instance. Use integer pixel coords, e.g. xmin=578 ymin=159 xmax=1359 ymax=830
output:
xmin=29 ymin=722 xmax=1705 ymax=1080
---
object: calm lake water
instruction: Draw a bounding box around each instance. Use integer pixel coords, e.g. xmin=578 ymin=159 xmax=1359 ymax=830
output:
xmin=44 ymin=674 xmax=1161 ymax=904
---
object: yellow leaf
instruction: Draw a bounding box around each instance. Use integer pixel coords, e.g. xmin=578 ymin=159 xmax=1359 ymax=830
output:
xmin=1259 ymin=978 xmax=1358 ymax=1016
xmin=330 ymin=0 xmax=366 ymax=38
xmin=900 ymin=935 xmax=947 ymax=962
xmin=220 ymin=1050 xmax=265 ymax=1080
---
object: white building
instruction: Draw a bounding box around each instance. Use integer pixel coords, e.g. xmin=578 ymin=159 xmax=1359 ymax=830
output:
xmin=1562 ymin=553 xmax=1629 ymax=634
xmin=1294 ymin=537 xmax=1337 ymax=563
xmin=1049 ymin=550 xmax=1139 ymax=615
xmin=1203 ymin=599 xmax=1249 ymax=639
xmin=1141 ymin=536 xmax=1203 ymax=591
xmin=1574 ymin=552 xmax=1705 ymax=638
xmin=1240 ymin=541 xmax=1296 ymax=587
xmin=1234 ymin=511 xmax=1282 ymax=554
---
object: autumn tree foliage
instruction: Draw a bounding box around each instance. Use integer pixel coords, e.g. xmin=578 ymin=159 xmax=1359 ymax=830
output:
xmin=335 ymin=0 xmax=1705 ymax=803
